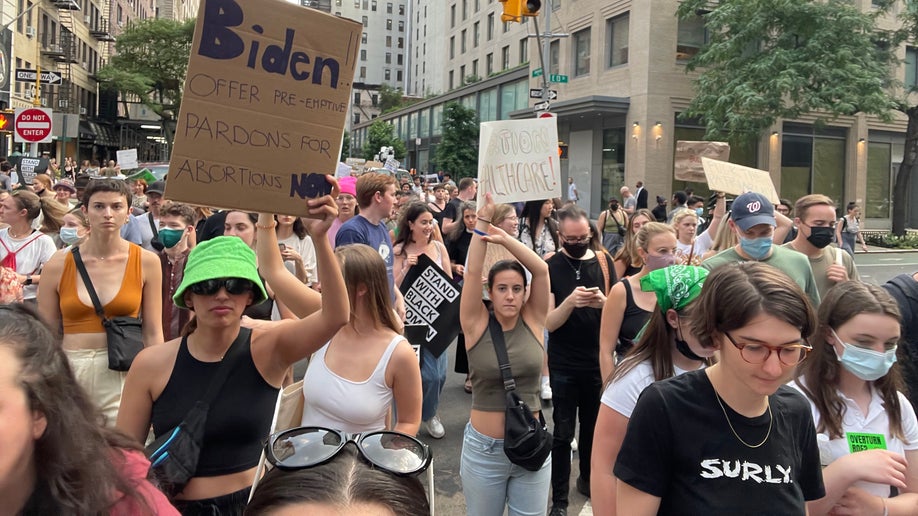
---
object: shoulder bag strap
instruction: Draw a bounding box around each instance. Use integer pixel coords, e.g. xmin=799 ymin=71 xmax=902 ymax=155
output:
xmin=597 ymin=250 xmax=612 ymax=295
xmin=71 ymin=247 xmax=106 ymax=320
xmin=147 ymin=212 xmax=159 ymax=235
xmin=488 ymin=313 xmax=516 ymax=392
xmin=200 ymin=327 xmax=252 ymax=406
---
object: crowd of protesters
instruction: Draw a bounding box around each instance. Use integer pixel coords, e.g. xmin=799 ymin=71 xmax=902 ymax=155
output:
xmin=0 ymin=154 xmax=917 ymax=516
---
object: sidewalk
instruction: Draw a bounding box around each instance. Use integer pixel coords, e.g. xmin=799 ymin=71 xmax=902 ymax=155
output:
xmin=857 ymin=244 xmax=918 ymax=254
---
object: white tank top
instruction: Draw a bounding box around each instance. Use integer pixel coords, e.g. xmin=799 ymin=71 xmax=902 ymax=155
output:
xmin=300 ymin=335 xmax=403 ymax=433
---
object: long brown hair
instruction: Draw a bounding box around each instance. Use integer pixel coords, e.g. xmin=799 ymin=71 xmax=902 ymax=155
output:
xmin=614 ymin=208 xmax=655 ymax=267
xmin=336 ymin=243 xmax=401 ymax=333
xmin=795 ymin=282 xmax=905 ymax=440
xmin=0 ymin=304 xmax=149 ymax=515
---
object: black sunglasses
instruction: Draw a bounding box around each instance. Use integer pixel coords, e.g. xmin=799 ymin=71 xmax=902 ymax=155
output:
xmin=188 ymin=278 xmax=256 ymax=296
xmin=265 ymin=426 xmax=432 ymax=477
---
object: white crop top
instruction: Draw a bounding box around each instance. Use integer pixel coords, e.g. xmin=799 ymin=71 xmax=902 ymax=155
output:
xmin=300 ymin=335 xmax=403 ymax=433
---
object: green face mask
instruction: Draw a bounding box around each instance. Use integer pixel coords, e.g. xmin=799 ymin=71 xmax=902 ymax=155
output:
xmin=158 ymin=228 xmax=185 ymax=249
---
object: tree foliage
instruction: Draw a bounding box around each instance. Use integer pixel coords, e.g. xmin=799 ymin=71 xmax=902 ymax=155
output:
xmin=379 ymin=84 xmax=405 ymax=114
xmin=676 ymin=0 xmax=898 ymax=144
xmin=340 ymin=130 xmax=350 ymax=161
xmin=434 ymin=102 xmax=479 ymax=179
xmin=96 ymin=18 xmax=195 ymax=119
xmin=361 ymin=119 xmax=406 ymax=161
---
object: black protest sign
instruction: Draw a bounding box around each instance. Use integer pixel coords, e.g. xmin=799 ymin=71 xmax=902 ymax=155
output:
xmin=399 ymin=253 xmax=461 ymax=358
xmin=10 ymin=156 xmax=49 ymax=184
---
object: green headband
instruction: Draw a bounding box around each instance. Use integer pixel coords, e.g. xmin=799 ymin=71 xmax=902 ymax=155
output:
xmin=640 ymin=265 xmax=708 ymax=312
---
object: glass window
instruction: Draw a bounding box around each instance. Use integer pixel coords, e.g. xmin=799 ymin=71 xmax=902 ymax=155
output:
xmin=480 ymin=87 xmax=498 ymax=122
xmin=866 ymin=142 xmax=892 ymax=218
xmin=408 ymin=112 xmax=417 ymax=139
xmin=386 ymin=35 xmax=392 ymax=46
xmin=385 ymin=69 xmax=391 ymax=80
xmin=502 ymin=45 xmax=510 ymax=70
xmin=461 ymin=30 xmax=467 ymax=53
xmin=387 ymin=2 xmax=392 ymax=13
xmin=607 ymin=13 xmax=629 ymax=67
xmin=573 ymin=28 xmax=590 ymax=76
xmin=906 ymin=46 xmax=918 ymax=90
xmin=549 ymin=40 xmax=559 ymax=75
xmin=399 ymin=3 xmax=404 ymax=15
xmin=451 ymin=4 xmax=456 ymax=27
xmin=677 ymin=15 xmax=707 ymax=61
xmin=386 ymin=18 xmax=392 ymax=30
xmin=432 ymin=105 xmax=444 ymax=136
xmin=487 ymin=53 xmax=494 ymax=75
xmin=474 ymin=21 xmax=480 ymax=47
xmin=472 ymin=59 xmax=479 ymax=77
xmin=371 ymin=0 xmax=377 ymax=10
xmin=361 ymin=49 xmax=366 ymax=61
xmin=450 ymin=37 xmax=455 ymax=58
xmin=449 ymin=70 xmax=455 ymax=89
xmin=399 ymin=20 xmax=404 ymax=32
xmin=520 ymin=38 xmax=528 ymax=64
xmin=487 ymin=12 xmax=494 ymax=40
xmin=362 ymin=16 xmax=368 ymax=27
xmin=362 ymin=32 xmax=367 ymax=44
xmin=780 ymin=127 xmax=847 ymax=206
xmin=462 ymin=95 xmax=475 ymax=110
xmin=602 ymin=128 xmax=626 ymax=206
xmin=462 ymin=0 xmax=467 ymax=19
xmin=419 ymin=108 xmax=430 ymax=138
xmin=385 ymin=52 xmax=391 ymax=64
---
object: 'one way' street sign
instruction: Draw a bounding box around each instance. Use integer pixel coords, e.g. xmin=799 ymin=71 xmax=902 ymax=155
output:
xmin=529 ymin=89 xmax=559 ymax=100
xmin=15 ymin=69 xmax=63 ymax=85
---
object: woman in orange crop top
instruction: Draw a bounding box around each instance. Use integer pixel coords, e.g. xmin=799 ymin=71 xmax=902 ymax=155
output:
xmin=38 ymin=178 xmax=163 ymax=427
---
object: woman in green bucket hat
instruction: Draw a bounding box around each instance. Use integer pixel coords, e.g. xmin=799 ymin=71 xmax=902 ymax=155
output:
xmin=116 ymin=178 xmax=349 ymax=515
xmin=590 ymin=265 xmax=714 ymax=515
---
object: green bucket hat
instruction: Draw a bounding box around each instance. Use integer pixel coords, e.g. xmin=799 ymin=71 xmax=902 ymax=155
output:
xmin=173 ymin=236 xmax=267 ymax=309
xmin=640 ymin=265 xmax=709 ymax=312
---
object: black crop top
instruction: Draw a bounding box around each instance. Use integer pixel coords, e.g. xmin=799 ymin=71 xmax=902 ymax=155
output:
xmin=151 ymin=332 xmax=279 ymax=477
xmin=616 ymin=279 xmax=653 ymax=358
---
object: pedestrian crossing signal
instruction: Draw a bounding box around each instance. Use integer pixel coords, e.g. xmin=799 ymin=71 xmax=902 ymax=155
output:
xmin=0 ymin=111 xmax=11 ymax=132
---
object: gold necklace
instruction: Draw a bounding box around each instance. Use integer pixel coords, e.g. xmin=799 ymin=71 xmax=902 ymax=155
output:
xmin=714 ymin=391 xmax=773 ymax=448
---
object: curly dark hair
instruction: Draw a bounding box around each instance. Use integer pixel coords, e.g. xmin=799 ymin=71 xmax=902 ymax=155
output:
xmin=0 ymin=304 xmax=149 ymax=515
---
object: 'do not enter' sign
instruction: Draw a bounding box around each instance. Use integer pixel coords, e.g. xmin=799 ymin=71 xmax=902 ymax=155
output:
xmin=14 ymin=107 xmax=54 ymax=144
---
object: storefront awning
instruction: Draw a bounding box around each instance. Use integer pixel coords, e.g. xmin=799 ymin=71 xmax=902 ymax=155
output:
xmin=78 ymin=121 xmax=96 ymax=141
xmin=508 ymin=95 xmax=631 ymax=120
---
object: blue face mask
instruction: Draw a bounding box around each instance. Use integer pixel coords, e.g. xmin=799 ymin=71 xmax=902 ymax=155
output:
xmin=739 ymin=236 xmax=773 ymax=260
xmin=60 ymin=227 xmax=82 ymax=245
xmin=695 ymin=207 xmax=704 ymax=217
xmin=833 ymin=329 xmax=897 ymax=381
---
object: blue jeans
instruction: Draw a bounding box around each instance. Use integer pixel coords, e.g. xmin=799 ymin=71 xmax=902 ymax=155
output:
xmin=461 ymin=422 xmax=551 ymax=516
xmin=421 ymin=347 xmax=449 ymax=421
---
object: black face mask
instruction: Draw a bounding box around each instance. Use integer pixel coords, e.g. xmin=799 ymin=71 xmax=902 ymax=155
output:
xmin=806 ymin=225 xmax=834 ymax=249
xmin=674 ymin=320 xmax=704 ymax=361
xmin=609 ymin=202 xmax=619 ymax=211
xmin=562 ymin=241 xmax=590 ymax=259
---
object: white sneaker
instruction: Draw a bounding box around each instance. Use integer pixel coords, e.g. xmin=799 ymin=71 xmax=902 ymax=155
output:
xmin=571 ymin=438 xmax=578 ymax=452
xmin=426 ymin=416 xmax=445 ymax=439
xmin=541 ymin=379 xmax=553 ymax=401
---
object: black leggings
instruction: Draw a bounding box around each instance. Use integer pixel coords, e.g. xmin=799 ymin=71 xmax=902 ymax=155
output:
xmin=173 ymin=487 xmax=250 ymax=516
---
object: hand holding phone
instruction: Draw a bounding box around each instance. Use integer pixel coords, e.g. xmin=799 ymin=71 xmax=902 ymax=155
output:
xmin=585 ymin=286 xmax=600 ymax=293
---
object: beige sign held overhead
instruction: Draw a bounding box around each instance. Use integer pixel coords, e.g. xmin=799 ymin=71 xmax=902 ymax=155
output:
xmin=165 ymin=0 xmax=360 ymax=217
xmin=674 ymin=141 xmax=730 ymax=182
xmin=477 ymin=118 xmax=561 ymax=204
xmin=701 ymin=157 xmax=779 ymax=204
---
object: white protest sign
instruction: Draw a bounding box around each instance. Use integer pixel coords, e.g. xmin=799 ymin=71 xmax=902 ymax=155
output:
xmin=701 ymin=157 xmax=779 ymax=204
xmin=674 ymin=141 xmax=730 ymax=182
xmin=117 ymin=148 xmax=139 ymax=170
xmin=335 ymin=162 xmax=352 ymax=178
xmin=477 ymin=117 xmax=561 ymax=204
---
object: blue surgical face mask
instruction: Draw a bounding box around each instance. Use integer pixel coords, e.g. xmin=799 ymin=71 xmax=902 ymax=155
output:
xmin=739 ymin=235 xmax=773 ymax=260
xmin=832 ymin=329 xmax=897 ymax=381
xmin=60 ymin=227 xmax=82 ymax=245
xmin=695 ymin=207 xmax=704 ymax=217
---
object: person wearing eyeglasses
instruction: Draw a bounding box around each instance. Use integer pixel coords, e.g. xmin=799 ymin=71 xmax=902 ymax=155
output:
xmin=116 ymin=183 xmax=349 ymax=515
xmin=792 ymin=282 xmax=918 ymax=516
xmin=460 ymin=193 xmax=551 ymax=516
xmin=614 ymin=262 xmax=824 ymax=515
xmin=246 ymin=426 xmax=431 ymax=516
xmin=591 ymin=265 xmax=712 ymax=516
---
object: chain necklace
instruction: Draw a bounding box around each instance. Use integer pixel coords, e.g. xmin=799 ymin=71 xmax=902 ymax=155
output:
xmin=562 ymin=254 xmax=583 ymax=280
xmin=714 ymin=391 xmax=773 ymax=449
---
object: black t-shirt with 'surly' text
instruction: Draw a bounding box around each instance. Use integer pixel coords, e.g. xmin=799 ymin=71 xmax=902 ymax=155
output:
xmin=615 ymin=370 xmax=825 ymax=515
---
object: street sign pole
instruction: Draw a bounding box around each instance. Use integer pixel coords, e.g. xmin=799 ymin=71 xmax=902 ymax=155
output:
xmin=532 ymin=9 xmax=551 ymax=113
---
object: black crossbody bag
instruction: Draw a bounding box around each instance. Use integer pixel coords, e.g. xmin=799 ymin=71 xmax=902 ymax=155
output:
xmin=488 ymin=314 xmax=552 ymax=471
xmin=71 ymin=247 xmax=144 ymax=371
xmin=146 ymin=328 xmax=251 ymax=498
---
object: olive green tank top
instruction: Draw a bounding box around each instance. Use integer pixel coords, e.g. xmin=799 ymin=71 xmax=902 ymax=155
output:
xmin=467 ymin=316 xmax=543 ymax=412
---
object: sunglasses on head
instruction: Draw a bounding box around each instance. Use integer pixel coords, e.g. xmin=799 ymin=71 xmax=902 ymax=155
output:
xmin=188 ymin=278 xmax=255 ymax=296
xmin=265 ymin=426 xmax=432 ymax=477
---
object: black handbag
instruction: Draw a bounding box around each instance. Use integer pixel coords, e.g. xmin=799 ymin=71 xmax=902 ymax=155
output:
xmin=488 ymin=314 xmax=552 ymax=471
xmin=71 ymin=247 xmax=144 ymax=371
xmin=146 ymin=328 xmax=251 ymax=498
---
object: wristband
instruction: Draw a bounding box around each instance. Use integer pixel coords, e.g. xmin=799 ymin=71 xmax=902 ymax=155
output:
xmin=473 ymin=229 xmax=488 ymax=237
xmin=255 ymin=223 xmax=277 ymax=230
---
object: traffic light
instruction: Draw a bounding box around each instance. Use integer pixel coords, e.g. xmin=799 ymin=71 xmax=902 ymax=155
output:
xmin=501 ymin=0 xmax=540 ymax=22
xmin=558 ymin=142 xmax=568 ymax=159
xmin=0 ymin=110 xmax=12 ymax=132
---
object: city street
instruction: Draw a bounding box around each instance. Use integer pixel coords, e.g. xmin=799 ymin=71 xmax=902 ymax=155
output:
xmin=420 ymin=248 xmax=918 ymax=516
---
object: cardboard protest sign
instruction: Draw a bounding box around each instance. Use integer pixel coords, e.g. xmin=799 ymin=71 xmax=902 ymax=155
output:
xmin=165 ymin=0 xmax=360 ymax=217
xmin=674 ymin=141 xmax=730 ymax=182
xmin=399 ymin=254 xmax=461 ymax=358
xmin=116 ymin=148 xmax=138 ymax=170
xmin=701 ymin=157 xmax=779 ymax=204
xmin=477 ymin=117 xmax=561 ymax=204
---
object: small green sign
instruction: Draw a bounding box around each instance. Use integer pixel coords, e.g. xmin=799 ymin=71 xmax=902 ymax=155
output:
xmin=550 ymin=74 xmax=568 ymax=83
xmin=846 ymin=432 xmax=887 ymax=453
xmin=532 ymin=68 xmax=543 ymax=78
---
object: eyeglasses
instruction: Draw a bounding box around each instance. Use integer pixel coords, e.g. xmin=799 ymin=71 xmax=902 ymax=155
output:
xmin=724 ymin=331 xmax=812 ymax=366
xmin=560 ymin=235 xmax=591 ymax=245
xmin=265 ymin=427 xmax=432 ymax=477
xmin=188 ymin=278 xmax=256 ymax=296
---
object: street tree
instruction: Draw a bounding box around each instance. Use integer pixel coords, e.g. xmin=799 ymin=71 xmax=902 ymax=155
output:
xmin=340 ymin=130 xmax=350 ymax=161
xmin=676 ymin=0 xmax=918 ymax=233
xmin=885 ymin=0 xmax=918 ymax=235
xmin=379 ymin=84 xmax=404 ymax=113
xmin=96 ymin=18 xmax=195 ymax=155
xmin=434 ymin=102 xmax=479 ymax=179
xmin=361 ymin=119 xmax=406 ymax=161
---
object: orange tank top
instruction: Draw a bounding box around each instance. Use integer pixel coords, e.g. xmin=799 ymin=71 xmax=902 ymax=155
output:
xmin=59 ymin=244 xmax=144 ymax=334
